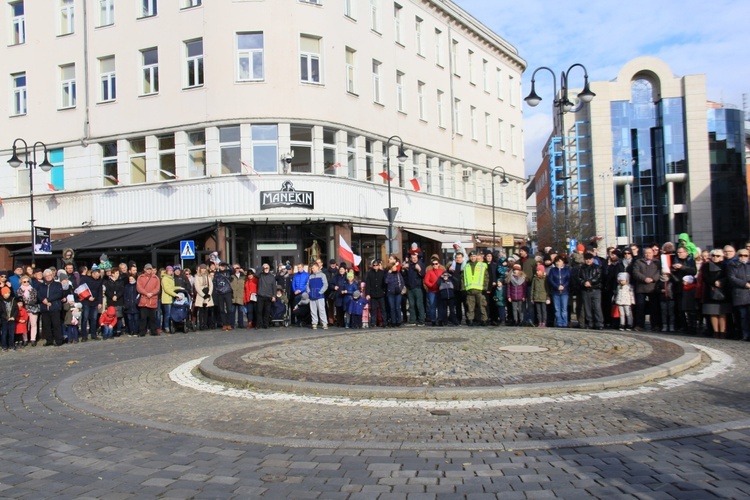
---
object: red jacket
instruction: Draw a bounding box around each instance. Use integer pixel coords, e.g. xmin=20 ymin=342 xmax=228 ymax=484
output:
xmin=15 ymin=306 xmax=28 ymax=334
xmin=98 ymin=306 xmax=118 ymax=327
xmin=424 ymin=266 xmax=445 ymax=293
xmin=243 ymin=275 xmax=259 ymax=303
xmin=136 ymin=272 xmax=161 ymax=309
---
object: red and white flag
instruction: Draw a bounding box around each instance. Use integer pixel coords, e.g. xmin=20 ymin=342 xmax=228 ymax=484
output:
xmin=103 ymin=175 xmax=120 ymax=185
xmin=241 ymin=161 xmax=260 ymax=176
xmin=339 ymin=235 xmax=362 ymax=271
xmin=47 ymin=183 xmax=59 ymax=192
xmin=378 ymin=169 xmax=395 ymax=182
xmin=409 ymin=176 xmax=423 ymax=192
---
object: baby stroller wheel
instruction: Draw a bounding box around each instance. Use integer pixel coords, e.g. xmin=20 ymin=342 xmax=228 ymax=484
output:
xmin=284 ymin=317 xmax=290 ymax=327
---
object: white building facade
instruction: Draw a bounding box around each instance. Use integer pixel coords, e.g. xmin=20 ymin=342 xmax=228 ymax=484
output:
xmin=0 ymin=0 xmax=527 ymax=269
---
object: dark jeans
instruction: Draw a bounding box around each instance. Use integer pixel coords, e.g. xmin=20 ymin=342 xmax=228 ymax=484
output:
xmin=256 ymin=296 xmax=272 ymax=328
xmin=439 ymin=296 xmax=457 ymax=325
xmin=369 ymin=296 xmax=386 ymax=327
xmin=406 ymin=287 xmax=425 ymax=324
xmin=1 ymin=321 xmax=14 ymax=349
xmin=245 ymin=302 xmax=256 ymax=326
xmin=215 ymin=292 xmax=232 ymax=327
xmin=582 ymin=289 xmax=603 ymax=328
xmin=81 ymin=301 xmax=100 ymax=339
xmin=635 ymin=291 xmax=661 ymax=329
xmin=40 ymin=310 xmax=63 ymax=345
xmin=125 ymin=312 xmax=139 ymax=334
xmin=739 ymin=304 xmax=750 ymax=340
xmin=232 ymin=304 xmax=245 ymax=328
xmin=138 ymin=307 xmax=159 ymax=335
xmin=387 ymin=294 xmax=403 ymax=325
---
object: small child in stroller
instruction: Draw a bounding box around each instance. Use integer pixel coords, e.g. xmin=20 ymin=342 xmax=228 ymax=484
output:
xmin=270 ymin=286 xmax=290 ymax=327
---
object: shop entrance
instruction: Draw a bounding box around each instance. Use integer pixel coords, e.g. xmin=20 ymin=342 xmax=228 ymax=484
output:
xmin=255 ymin=247 xmax=299 ymax=273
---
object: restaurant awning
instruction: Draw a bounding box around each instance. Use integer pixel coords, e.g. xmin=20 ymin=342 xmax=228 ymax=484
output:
xmin=406 ymin=229 xmax=475 ymax=250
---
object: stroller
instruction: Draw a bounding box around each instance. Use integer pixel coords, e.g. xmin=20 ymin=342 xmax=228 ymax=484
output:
xmin=270 ymin=294 xmax=290 ymax=327
xmin=170 ymin=291 xmax=194 ymax=333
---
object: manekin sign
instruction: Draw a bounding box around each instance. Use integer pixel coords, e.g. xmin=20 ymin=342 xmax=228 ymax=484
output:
xmin=260 ymin=181 xmax=314 ymax=210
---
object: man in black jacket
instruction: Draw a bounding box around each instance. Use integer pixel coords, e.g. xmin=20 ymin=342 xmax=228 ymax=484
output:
xmin=365 ymin=259 xmax=386 ymax=327
xmin=401 ymin=252 xmax=425 ymax=326
xmin=256 ymin=264 xmax=276 ymax=329
xmin=578 ymin=253 xmax=604 ymax=329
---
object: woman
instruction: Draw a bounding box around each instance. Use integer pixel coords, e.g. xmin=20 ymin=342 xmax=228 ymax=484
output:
xmin=15 ymin=275 xmax=39 ymax=346
xmin=699 ymin=249 xmax=731 ymax=338
xmin=331 ymin=266 xmax=348 ymax=327
xmin=547 ymin=256 xmax=571 ymax=327
xmin=384 ymin=262 xmax=405 ymax=327
xmin=193 ymin=264 xmax=214 ymax=330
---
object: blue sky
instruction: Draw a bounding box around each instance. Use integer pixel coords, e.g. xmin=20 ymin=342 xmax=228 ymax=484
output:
xmin=453 ymin=0 xmax=749 ymax=175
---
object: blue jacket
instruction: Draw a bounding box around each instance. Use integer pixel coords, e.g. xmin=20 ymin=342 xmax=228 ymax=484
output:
xmin=39 ymin=279 xmax=64 ymax=312
xmin=332 ymin=274 xmax=348 ymax=306
xmin=547 ymin=265 xmax=571 ymax=296
xmin=306 ymin=271 xmax=328 ymax=300
xmin=347 ymin=296 xmax=367 ymax=315
xmin=292 ymin=271 xmax=309 ymax=294
xmin=385 ymin=271 xmax=405 ymax=295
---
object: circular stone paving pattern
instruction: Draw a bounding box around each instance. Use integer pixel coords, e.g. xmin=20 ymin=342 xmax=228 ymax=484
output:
xmin=206 ymin=330 xmax=698 ymax=397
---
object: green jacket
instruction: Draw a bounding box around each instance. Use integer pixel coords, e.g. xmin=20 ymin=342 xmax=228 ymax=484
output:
xmin=530 ymin=275 xmax=549 ymax=302
xmin=160 ymin=274 xmax=177 ymax=304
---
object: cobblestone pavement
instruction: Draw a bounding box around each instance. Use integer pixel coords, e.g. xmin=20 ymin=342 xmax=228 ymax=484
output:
xmin=1 ymin=325 xmax=749 ymax=498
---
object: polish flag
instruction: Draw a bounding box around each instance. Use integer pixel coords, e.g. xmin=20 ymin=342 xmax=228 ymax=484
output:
xmin=409 ymin=177 xmax=423 ymax=192
xmin=241 ymin=161 xmax=260 ymax=176
xmin=104 ymin=175 xmax=120 ymax=185
xmin=47 ymin=183 xmax=59 ymax=192
xmin=378 ymin=169 xmax=395 ymax=182
xmin=339 ymin=235 xmax=362 ymax=271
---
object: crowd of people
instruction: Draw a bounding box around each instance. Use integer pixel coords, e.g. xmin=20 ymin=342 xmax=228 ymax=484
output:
xmin=2 ymin=233 xmax=750 ymax=352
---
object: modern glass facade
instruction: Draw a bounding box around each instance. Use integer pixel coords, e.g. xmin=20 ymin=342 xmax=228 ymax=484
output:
xmin=707 ymin=108 xmax=748 ymax=246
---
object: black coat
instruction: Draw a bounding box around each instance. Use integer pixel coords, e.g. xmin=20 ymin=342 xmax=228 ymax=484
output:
xmin=365 ymin=269 xmax=386 ymax=298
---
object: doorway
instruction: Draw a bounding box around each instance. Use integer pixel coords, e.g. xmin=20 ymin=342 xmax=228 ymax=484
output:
xmin=255 ymin=249 xmax=299 ymax=273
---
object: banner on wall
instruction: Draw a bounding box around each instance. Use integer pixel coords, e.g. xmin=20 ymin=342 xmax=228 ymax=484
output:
xmin=34 ymin=226 xmax=52 ymax=255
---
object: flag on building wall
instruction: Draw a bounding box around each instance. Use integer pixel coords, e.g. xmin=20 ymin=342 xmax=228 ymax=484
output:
xmin=409 ymin=177 xmax=423 ymax=192
xmin=378 ymin=169 xmax=395 ymax=182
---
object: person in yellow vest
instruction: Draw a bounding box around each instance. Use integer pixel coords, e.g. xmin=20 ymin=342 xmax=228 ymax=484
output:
xmin=463 ymin=251 xmax=490 ymax=326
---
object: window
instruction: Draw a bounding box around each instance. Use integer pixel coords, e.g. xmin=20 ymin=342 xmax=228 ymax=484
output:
xmin=99 ymin=56 xmax=116 ymax=102
xmin=498 ymin=118 xmax=505 ymax=150
xmin=345 ymin=47 xmax=356 ymax=94
xmin=98 ymin=0 xmax=114 ymax=27
xmin=10 ymin=1 xmax=25 ymax=44
xmin=372 ymin=59 xmax=382 ymax=104
xmin=300 ymin=35 xmax=321 ymax=84
xmin=344 ymin=0 xmax=354 ymax=19
xmin=323 ymin=128 xmax=337 ymax=176
xmin=415 ymin=17 xmax=423 ymax=56
xmin=185 ymin=39 xmax=204 ymax=88
xmin=451 ymin=39 xmax=458 ymax=75
xmin=467 ymin=49 xmax=474 ymax=84
xmin=158 ymin=135 xmax=175 ymax=180
xmin=347 ymin=134 xmax=357 ymax=179
xmin=470 ymin=106 xmax=477 ymax=140
xmin=396 ymin=71 xmax=405 ymax=112
xmin=184 ymin=0 xmax=202 ymax=7
xmin=102 ymin=141 xmax=118 ymax=186
xmin=129 ymin=138 xmax=146 ymax=184
xmin=496 ymin=68 xmax=503 ymax=100
xmin=220 ymin=126 xmax=241 ymax=175
xmin=369 ymin=0 xmax=380 ymax=32
xmin=393 ymin=3 xmax=403 ymax=45
xmin=290 ymin=125 xmax=312 ymax=173
xmin=434 ymin=29 xmax=443 ymax=67
xmin=141 ymin=48 xmax=158 ymax=95
xmin=417 ymin=81 xmax=425 ymax=120
xmin=140 ymin=0 xmax=157 ymax=18
xmin=187 ymin=130 xmax=206 ymax=178
xmin=510 ymin=124 xmax=517 ymax=155
xmin=60 ymin=64 xmax=76 ymax=109
xmin=236 ymin=32 xmax=264 ymax=82
xmin=438 ymin=159 xmax=445 ymax=196
xmin=437 ymin=89 xmax=445 ymax=128
xmin=11 ymin=72 xmax=26 ymax=116
xmin=508 ymin=74 xmax=516 ymax=106
xmin=59 ymin=0 xmax=74 ymax=35
xmin=426 ymin=158 xmax=433 ymax=193
xmin=49 ymin=149 xmax=65 ymax=191
xmin=365 ymin=139 xmax=374 ymax=181
xmin=484 ymin=113 xmax=491 ymax=146
xmin=251 ymin=124 xmax=278 ymax=173
xmin=482 ymin=59 xmax=489 ymax=93
xmin=453 ymin=97 xmax=461 ymax=134
xmin=300 ymin=0 xmax=321 ymax=4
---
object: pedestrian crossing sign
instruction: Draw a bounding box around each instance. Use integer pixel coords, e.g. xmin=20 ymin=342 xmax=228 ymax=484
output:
xmin=180 ymin=240 xmax=196 ymax=259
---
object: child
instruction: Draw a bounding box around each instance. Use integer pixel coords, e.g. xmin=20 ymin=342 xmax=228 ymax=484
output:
xmin=341 ymin=271 xmax=358 ymax=328
xmin=306 ymin=262 xmax=329 ymax=330
xmin=493 ymin=281 xmax=507 ymax=326
xmin=348 ymin=290 xmax=367 ymax=329
xmin=1 ymin=287 xmax=18 ymax=351
xmin=14 ymin=298 xmax=28 ymax=348
xmin=614 ymin=272 xmax=635 ymax=331
xmin=438 ymin=272 xmax=458 ymax=326
xmin=531 ymin=264 xmax=550 ymax=327
xmin=360 ymin=282 xmax=370 ymax=328
xmin=123 ymin=274 xmax=140 ymax=336
xmin=660 ymin=270 xmax=676 ymax=332
xmin=506 ymin=264 xmax=527 ymax=326
xmin=64 ymin=300 xmax=81 ymax=344
xmin=98 ymin=305 xmax=118 ymax=339
xmin=271 ymin=286 xmax=289 ymax=324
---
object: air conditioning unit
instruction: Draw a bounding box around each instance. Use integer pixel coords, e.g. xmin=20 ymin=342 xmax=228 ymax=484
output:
xmin=462 ymin=168 xmax=471 ymax=181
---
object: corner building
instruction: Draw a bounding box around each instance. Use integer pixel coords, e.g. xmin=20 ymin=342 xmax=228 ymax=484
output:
xmin=0 ymin=0 xmax=527 ymax=270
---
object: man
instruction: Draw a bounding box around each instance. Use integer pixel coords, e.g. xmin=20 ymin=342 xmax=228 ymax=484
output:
xmin=307 ymin=261 xmax=329 ymax=330
xmin=449 ymin=251 xmax=467 ymax=325
xmin=79 ymin=265 xmax=104 ymax=341
xmin=569 ymin=244 xmax=586 ymax=328
xmin=484 ymin=251 xmax=499 ymax=325
xmin=578 ymin=252 xmax=604 ymax=329
xmin=603 ymin=249 xmax=625 ymax=328
xmin=670 ymin=246 xmax=697 ymax=332
xmin=136 ymin=263 xmax=161 ymax=336
xmin=728 ymin=248 xmax=750 ymax=341
xmin=161 ymin=266 xmax=178 ymax=333
xmin=724 ymin=245 xmax=738 ymax=264
xmin=323 ymin=259 xmax=338 ymax=325
xmin=291 ymin=263 xmax=309 ymax=325
xmin=365 ymin=260 xmax=386 ymax=327
xmin=256 ymin=263 xmax=276 ymax=329
xmin=401 ymin=252 xmax=425 ymax=326
xmin=8 ymin=265 xmax=24 ymax=293
xmin=463 ymin=251 xmax=489 ymax=326
xmin=632 ymin=247 xmax=661 ymax=331
xmin=39 ymin=269 xmax=64 ymax=346
xmin=518 ymin=246 xmax=535 ymax=325
xmin=213 ymin=262 xmax=233 ymax=330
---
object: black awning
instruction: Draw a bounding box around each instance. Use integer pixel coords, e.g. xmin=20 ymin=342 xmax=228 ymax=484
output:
xmin=12 ymin=222 xmax=216 ymax=256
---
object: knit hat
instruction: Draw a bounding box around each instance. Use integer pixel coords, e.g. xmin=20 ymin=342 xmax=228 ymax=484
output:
xmin=617 ymin=272 xmax=629 ymax=282
xmin=166 ymin=266 xmax=174 ymax=271
xmin=682 ymin=275 xmax=695 ymax=284
xmin=346 ymin=271 xmax=354 ymax=279
xmin=577 ymin=243 xmax=585 ymax=252
xmin=57 ymin=271 xmax=69 ymax=281
xmin=513 ymin=264 xmax=522 ymax=270
xmin=352 ymin=290 xmax=361 ymax=299
xmin=1 ymin=286 xmax=11 ymax=296
xmin=144 ymin=263 xmax=154 ymax=270
xmin=536 ymin=264 xmax=545 ymax=273
xmin=520 ymin=246 xmax=530 ymax=254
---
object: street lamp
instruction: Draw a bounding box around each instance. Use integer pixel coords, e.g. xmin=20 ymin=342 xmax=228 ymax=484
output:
xmin=7 ymin=138 xmax=53 ymax=264
xmin=524 ymin=64 xmax=595 ymax=244
xmin=491 ymin=166 xmax=509 ymax=252
xmin=383 ymin=135 xmax=408 ymax=256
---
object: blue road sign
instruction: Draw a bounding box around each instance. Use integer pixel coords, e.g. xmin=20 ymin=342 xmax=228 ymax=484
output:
xmin=180 ymin=240 xmax=196 ymax=259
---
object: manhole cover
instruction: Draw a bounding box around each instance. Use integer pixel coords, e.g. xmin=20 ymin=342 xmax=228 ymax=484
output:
xmin=426 ymin=337 xmax=469 ymax=343
xmin=498 ymin=345 xmax=550 ymax=353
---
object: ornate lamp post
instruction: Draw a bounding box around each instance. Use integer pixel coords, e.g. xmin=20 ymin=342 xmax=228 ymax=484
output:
xmin=383 ymin=135 xmax=408 ymax=255
xmin=491 ymin=166 xmax=509 ymax=252
xmin=524 ymin=64 xmax=595 ymax=243
xmin=7 ymin=139 xmax=53 ymax=263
